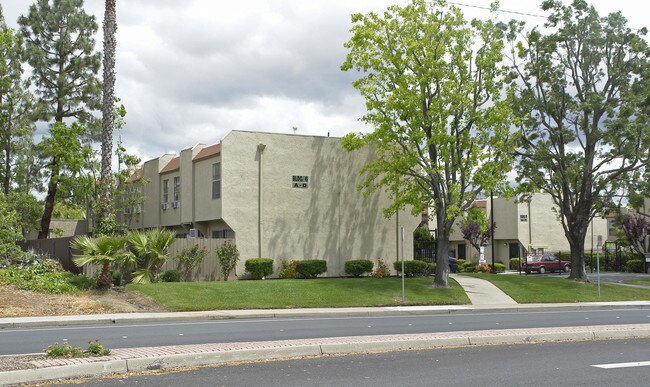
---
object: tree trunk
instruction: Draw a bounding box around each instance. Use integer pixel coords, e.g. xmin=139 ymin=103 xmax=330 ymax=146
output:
xmin=98 ymin=0 xmax=117 ymax=230
xmin=37 ymin=161 xmax=59 ymax=239
xmin=98 ymin=261 xmax=112 ymax=289
xmin=567 ymin=229 xmax=589 ymax=282
xmin=434 ymin=212 xmax=451 ymax=288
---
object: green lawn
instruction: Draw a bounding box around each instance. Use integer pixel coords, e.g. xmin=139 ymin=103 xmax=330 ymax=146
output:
xmin=622 ymin=278 xmax=650 ymax=286
xmin=128 ymin=277 xmax=470 ymax=311
xmin=463 ymin=273 xmax=650 ymax=303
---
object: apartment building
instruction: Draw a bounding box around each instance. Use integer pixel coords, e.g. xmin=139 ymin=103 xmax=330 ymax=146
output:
xmin=446 ymin=193 xmax=612 ymax=264
xmin=120 ymin=130 xmax=420 ymax=276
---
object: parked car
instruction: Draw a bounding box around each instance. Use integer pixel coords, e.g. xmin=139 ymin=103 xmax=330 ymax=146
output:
xmin=449 ymin=256 xmax=458 ymax=273
xmin=523 ymin=254 xmax=570 ymax=274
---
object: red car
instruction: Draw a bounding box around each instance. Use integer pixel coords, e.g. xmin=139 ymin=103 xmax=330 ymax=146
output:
xmin=524 ymin=254 xmax=571 ymax=274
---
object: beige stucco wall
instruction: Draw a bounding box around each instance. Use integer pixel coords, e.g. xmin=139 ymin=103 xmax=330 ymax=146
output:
xmin=221 ymin=130 xmax=420 ymax=276
xmin=193 ymin=156 xmax=222 ymax=223
xmin=448 ymin=193 xmax=610 ymax=264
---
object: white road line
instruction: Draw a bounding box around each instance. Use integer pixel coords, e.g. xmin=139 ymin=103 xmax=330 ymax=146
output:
xmin=592 ymin=361 xmax=650 ymax=369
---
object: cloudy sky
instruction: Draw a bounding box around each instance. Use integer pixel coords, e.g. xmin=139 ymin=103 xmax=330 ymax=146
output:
xmin=2 ymin=0 xmax=648 ymax=163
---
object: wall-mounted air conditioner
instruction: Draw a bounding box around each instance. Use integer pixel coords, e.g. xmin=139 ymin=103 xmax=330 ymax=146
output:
xmin=172 ymin=201 xmax=179 ymax=209
xmin=161 ymin=203 xmax=169 ymax=210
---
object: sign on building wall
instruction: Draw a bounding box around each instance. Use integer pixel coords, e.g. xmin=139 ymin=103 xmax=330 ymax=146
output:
xmin=292 ymin=175 xmax=309 ymax=188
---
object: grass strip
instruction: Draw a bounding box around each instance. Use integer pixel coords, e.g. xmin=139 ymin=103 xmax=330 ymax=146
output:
xmin=463 ymin=273 xmax=650 ymax=303
xmin=622 ymin=278 xmax=650 ymax=286
xmin=128 ymin=277 xmax=470 ymax=311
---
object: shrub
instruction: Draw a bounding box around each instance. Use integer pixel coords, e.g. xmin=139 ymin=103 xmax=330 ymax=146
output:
xmin=46 ymin=339 xmax=110 ymax=358
xmin=393 ymin=260 xmax=429 ymax=276
xmin=160 ymin=269 xmax=182 ymax=282
xmin=111 ymin=270 xmax=123 ymax=287
xmin=85 ymin=339 xmax=111 ymax=356
xmin=0 ymin=266 xmax=94 ymax=294
xmin=344 ymin=259 xmax=374 ymax=277
xmin=278 ymin=259 xmax=298 ymax=279
xmin=177 ymin=244 xmax=207 ymax=281
xmin=245 ymin=258 xmax=274 ymax=279
xmin=216 ymin=241 xmax=240 ymax=281
xmin=371 ymin=258 xmax=390 ymax=278
xmin=426 ymin=262 xmax=437 ymax=275
xmin=458 ymin=260 xmax=476 ymax=273
xmin=509 ymin=258 xmax=524 ymax=270
xmin=296 ymin=259 xmax=327 ymax=278
xmin=46 ymin=341 xmax=82 ymax=358
xmin=623 ymin=259 xmax=644 ymax=273
xmin=494 ymin=262 xmax=506 ymax=273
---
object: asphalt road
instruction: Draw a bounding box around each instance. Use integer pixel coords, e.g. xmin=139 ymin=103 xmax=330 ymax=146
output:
xmin=55 ymin=338 xmax=650 ymax=386
xmin=2 ymin=308 xmax=650 ymax=355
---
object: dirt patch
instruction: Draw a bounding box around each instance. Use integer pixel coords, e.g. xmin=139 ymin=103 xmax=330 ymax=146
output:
xmin=0 ymin=285 xmax=167 ymax=318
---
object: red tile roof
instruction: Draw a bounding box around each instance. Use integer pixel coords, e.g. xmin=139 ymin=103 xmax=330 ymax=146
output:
xmin=473 ymin=199 xmax=487 ymax=208
xmin=160 ymin=156 xmax=180 ymax=174
xmin=193 ymin=143 xmax=221 ymax=162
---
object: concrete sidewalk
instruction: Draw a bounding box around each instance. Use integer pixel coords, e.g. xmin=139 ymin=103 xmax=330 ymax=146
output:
xmin=2 ymin=274 xmax=650 ymax=385
xmin=450 ymin=274 xmax=517 ymax=305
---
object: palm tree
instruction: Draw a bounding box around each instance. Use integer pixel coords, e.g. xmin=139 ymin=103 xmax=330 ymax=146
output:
xmin=127 ymin=228 xmax=176 ymax=284
xmin=97 ymin=0 xmax=117 ymax=232
xmin=71 ymin=235 xmax=131 ymax=289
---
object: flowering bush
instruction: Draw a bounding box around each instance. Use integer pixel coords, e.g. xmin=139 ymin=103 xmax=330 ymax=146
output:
xmin=278 ymin=259 xmax=298 ymax=279
xmin=177 ymin=244 xmax=207 ymax=281
xmin=371 ymin=258 xmax=390 ymax=278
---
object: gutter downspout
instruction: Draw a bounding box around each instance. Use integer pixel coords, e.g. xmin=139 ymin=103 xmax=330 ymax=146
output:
xmin=257 ymin=143 xmax=266 ymax=258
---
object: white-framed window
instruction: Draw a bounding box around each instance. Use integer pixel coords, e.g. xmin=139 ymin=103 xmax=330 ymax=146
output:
xmin=173 ymin=176 xmax=180 ymax=202
xmin=212 ymin=162 xmax=221 ymax=199
xmin=520 ymin=214 xmax=528 ymax=222
xmin=162 ymin=179 xmax=169 ymax=204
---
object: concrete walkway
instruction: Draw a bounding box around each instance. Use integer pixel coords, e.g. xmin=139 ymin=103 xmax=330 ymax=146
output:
xmin=450 ymin=274 xmax=518 ymax=305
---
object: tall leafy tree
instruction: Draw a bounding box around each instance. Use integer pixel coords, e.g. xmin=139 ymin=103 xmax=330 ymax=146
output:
xmin=19 ymin=0 xmax=101 ymax=238
xmin=341 ymin=0 xmax=516 ymax=287
xmin=97 ymin=0 xmax=117 ymax=234
xmin=508 ymin=0 xmax=650 ymax=281
xmin=0 ymin=13 xmax=35 ymax=195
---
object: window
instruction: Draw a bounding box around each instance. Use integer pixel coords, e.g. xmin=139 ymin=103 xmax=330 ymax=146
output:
xmin=212 ymin=162 xmax=221 ymax=199
xmin=173 ymin=176 xmax=180 ymax=202
xmin=520 ymin=214 xmax=528 ymax=222
xmin=608 ymin=219 xmax=616 ymax=237
xmin=212 ymin=229 xmax=234 ymax=239
xmin=162 ymin=179 xmax=169 ymax=203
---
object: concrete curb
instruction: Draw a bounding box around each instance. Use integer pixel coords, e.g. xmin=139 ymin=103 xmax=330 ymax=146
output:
xmin=3 ymin=302 xmax=650 ymax=329
xmin=2 ymin=324 xmax=650 ymax=386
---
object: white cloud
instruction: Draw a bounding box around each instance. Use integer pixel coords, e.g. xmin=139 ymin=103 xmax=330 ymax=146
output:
xmin=3 ymin=0 xmax=649 ymax=165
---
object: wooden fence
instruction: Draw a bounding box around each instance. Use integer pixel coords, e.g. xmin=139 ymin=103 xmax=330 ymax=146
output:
xmin=83 ymin=238 xmax=234 ymax=282
xmin=19 ymin=237 xmax=81 ymax=274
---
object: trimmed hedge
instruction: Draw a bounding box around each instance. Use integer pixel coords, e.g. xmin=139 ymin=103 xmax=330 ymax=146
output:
xmin=494 ymin=262 xmax=506 ymax=273
xmin=623 ymin=259 xmax=644 ymax=273
xmin=393 ymin=260 xmax=430 ymax=276
xmin=160 ymin=269 xmax=181 ymax=282
xmin=245 ymin=258 xmax=274 ymax=279
xmin=345 ymin=259 xmax=374 ymax=277
xmin=296 ymin=259 xmax=327 ymax=278
xmin=458 ymin=260 xmax=476 ymax=273
xmin=509 ymin=258 xmax=524 ymax=270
